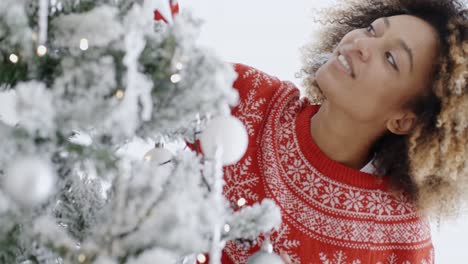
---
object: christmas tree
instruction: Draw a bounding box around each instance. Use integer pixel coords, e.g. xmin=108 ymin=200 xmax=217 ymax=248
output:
xmin=0 ymin=0 xmax=282 ymax=263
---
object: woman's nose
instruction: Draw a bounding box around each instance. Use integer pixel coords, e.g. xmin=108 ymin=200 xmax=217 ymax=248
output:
xmin=352 ymin=37 xmax=372 ymax=62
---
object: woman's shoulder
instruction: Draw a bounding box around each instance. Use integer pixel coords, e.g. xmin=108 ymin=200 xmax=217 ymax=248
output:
xmin=229 ymin=62 xmax=302 ymax=138
xmin=230 ymin=62 xmax=302 ymax=112
xmin=231 ymin=63 xmax=281 ymax=95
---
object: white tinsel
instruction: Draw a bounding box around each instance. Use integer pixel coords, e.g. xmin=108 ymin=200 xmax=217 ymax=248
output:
xmin=117 ymin=151 xmax=215 ymax=255
xmin=0 ymin=90 xmax=18 ymax=126
xmin=51 ymin=6 xmax=123 ymax=49
xmin=14 ymin=81 xmax=55 ymax=136
xmin=53 ymin=56 xmax=117 ymax=132
xmin=0 ymin=0 xmax=33 ymax=57
xmin=226 ymin=199 xmax=282 ymax=241
xmin=0 ymin=122 xmax=19 ymax=171
xmin=144 ymin=13 xmax=239 ymax=136
xmin=109 ymin=3 xmax=153 ymax=136
xmin=32 ymin=216 xmax=77 ymax=252
xmin=53 ymin=168 xmax=106 ymax=240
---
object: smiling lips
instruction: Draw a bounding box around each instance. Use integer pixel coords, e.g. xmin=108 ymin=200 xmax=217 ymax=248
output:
xmin=335 ymin=51 xmax=355 ymax=78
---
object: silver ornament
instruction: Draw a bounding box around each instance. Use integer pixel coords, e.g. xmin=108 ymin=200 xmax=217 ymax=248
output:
xmin=200 ymin=115 xmax=248 ymax=166
xmin=143 ymin=145 xmax=173 ymax=165
xmin=246 ymin=239 xmax=284 ymax=264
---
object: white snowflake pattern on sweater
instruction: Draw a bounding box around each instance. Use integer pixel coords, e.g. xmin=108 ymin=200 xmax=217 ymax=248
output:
xmin=222 ymin=64 xmax=434 ymax=264
xmin=319 ymin=249 xmax=434 ymax=264
xmin=242 ymin=67 xmax=274 ymax=88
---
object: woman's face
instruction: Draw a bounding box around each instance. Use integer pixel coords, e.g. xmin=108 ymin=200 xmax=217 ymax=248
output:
xmin=315 ymin=15 xmax=439 ymax=132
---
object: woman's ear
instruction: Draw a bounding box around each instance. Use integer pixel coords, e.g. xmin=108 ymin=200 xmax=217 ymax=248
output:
xmin=386 ymin=112 xmax=417 ymax=135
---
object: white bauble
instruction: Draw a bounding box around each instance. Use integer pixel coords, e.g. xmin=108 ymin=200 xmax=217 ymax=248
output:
xmin=247 ymin=250 xmax=284 ymax=264
xmin=143 ymin=147 xmax=173 ymax=165
xmin=143 ymin=147 xmax=174 ymax=180
xmin=4 ymin=157 xmax=56 ymax=207
xmin=247 ymin=240 xmax=284 ymax=264
xmin=200 ymin=116 xmax=248 ymax=165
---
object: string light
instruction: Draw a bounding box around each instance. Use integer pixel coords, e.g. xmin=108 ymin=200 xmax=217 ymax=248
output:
xmin=80 ymin=38 xmax=89 ymax=51
xmin=196 ymin=253 xmax=207 ymax=263
xmin=144 ymin=153 xmax=152 ymax=161
xmin=237 ymin=197 xmax=246 ymax=207
xmin=175 ymin=62 xmax=183 ymax=70
xmin=170 ymin=73 xmax=181 ymax=83
xmin=78 ymin=254 xmax=86 ymax=263
xmin=9 ymin=54 xmax=19 ymax=64
xmin=223 ymin=223 xmax=231 ymax=233
xmin=115 ymin=89 xmax=125 ymax=100
xmin=37 ymin=45 xmax=47 ymax=56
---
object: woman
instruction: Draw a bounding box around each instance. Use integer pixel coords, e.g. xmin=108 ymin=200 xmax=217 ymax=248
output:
xmin=217 ymin=0 xmax=467 ymax=263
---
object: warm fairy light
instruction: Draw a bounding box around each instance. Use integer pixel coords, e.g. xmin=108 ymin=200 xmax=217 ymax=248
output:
xmin=37 ymin=45 xmax=47 ymax=56
xmin=170 ymin=73 xmax=181 ymax=83
xmin=196 ymin=253 xmax=207 ymax=263
xmin=80 ymin=38 xmax=89 ymax=51
xmin=144 ymin=154 xmax=152 ymax=161
xmin=237 ymin=197 xmax=246 ymax=207
xmin=9 ymin=54 xmax=19 ymax=64
xmin=115 ymin=89 xmax=125 ymax=99
xmin=78 ymin=254 xmax=86 ymax=263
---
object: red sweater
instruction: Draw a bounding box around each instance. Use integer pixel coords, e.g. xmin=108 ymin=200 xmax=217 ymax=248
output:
xmin=218 ymin=64 xmax=434 ymax=264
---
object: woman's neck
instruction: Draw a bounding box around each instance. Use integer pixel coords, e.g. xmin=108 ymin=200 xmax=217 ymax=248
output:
xmin=309 ymin=101 xmax=381 ymax=170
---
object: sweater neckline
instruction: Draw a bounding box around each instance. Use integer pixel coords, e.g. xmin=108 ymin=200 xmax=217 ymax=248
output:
xmin=294 ymin=104 xmax=390 ymax=190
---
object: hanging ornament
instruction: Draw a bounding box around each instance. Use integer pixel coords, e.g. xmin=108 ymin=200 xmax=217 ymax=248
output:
xmin=154 ymin=0 xmax=179 ymax=24
xmin=200 ymin=115 xmax=248 ymax=166
xmin=4 ymin=156 xmax=56 ymax=207
xmin=246 ymin=239 xmax=284 ymax=264
xmin=143 ymin=143 xmax=173 ymax=166
xmin=143 ymin=143 xmax=174 ymax=178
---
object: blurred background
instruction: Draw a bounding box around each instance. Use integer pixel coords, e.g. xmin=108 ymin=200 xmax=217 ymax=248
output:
xmin=180 ymin=0 xmax=468 ymax=263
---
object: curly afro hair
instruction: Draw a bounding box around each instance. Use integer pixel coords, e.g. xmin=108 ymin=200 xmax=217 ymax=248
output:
xmin=299 ymin=0 xmax=468 ymax=219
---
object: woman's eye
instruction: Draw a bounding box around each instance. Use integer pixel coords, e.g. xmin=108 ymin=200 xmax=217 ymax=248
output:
xmin=366 ymin=25 xmax=376 ymax=36
xmin=385 ymin=52 xmax=399 ymax=71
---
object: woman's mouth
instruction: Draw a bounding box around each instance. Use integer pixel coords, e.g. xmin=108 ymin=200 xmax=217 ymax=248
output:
xmin=338 ymin=54 xmax=352 ymax=73
xmin=333 ymin=51 xmax=355 ymax=78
